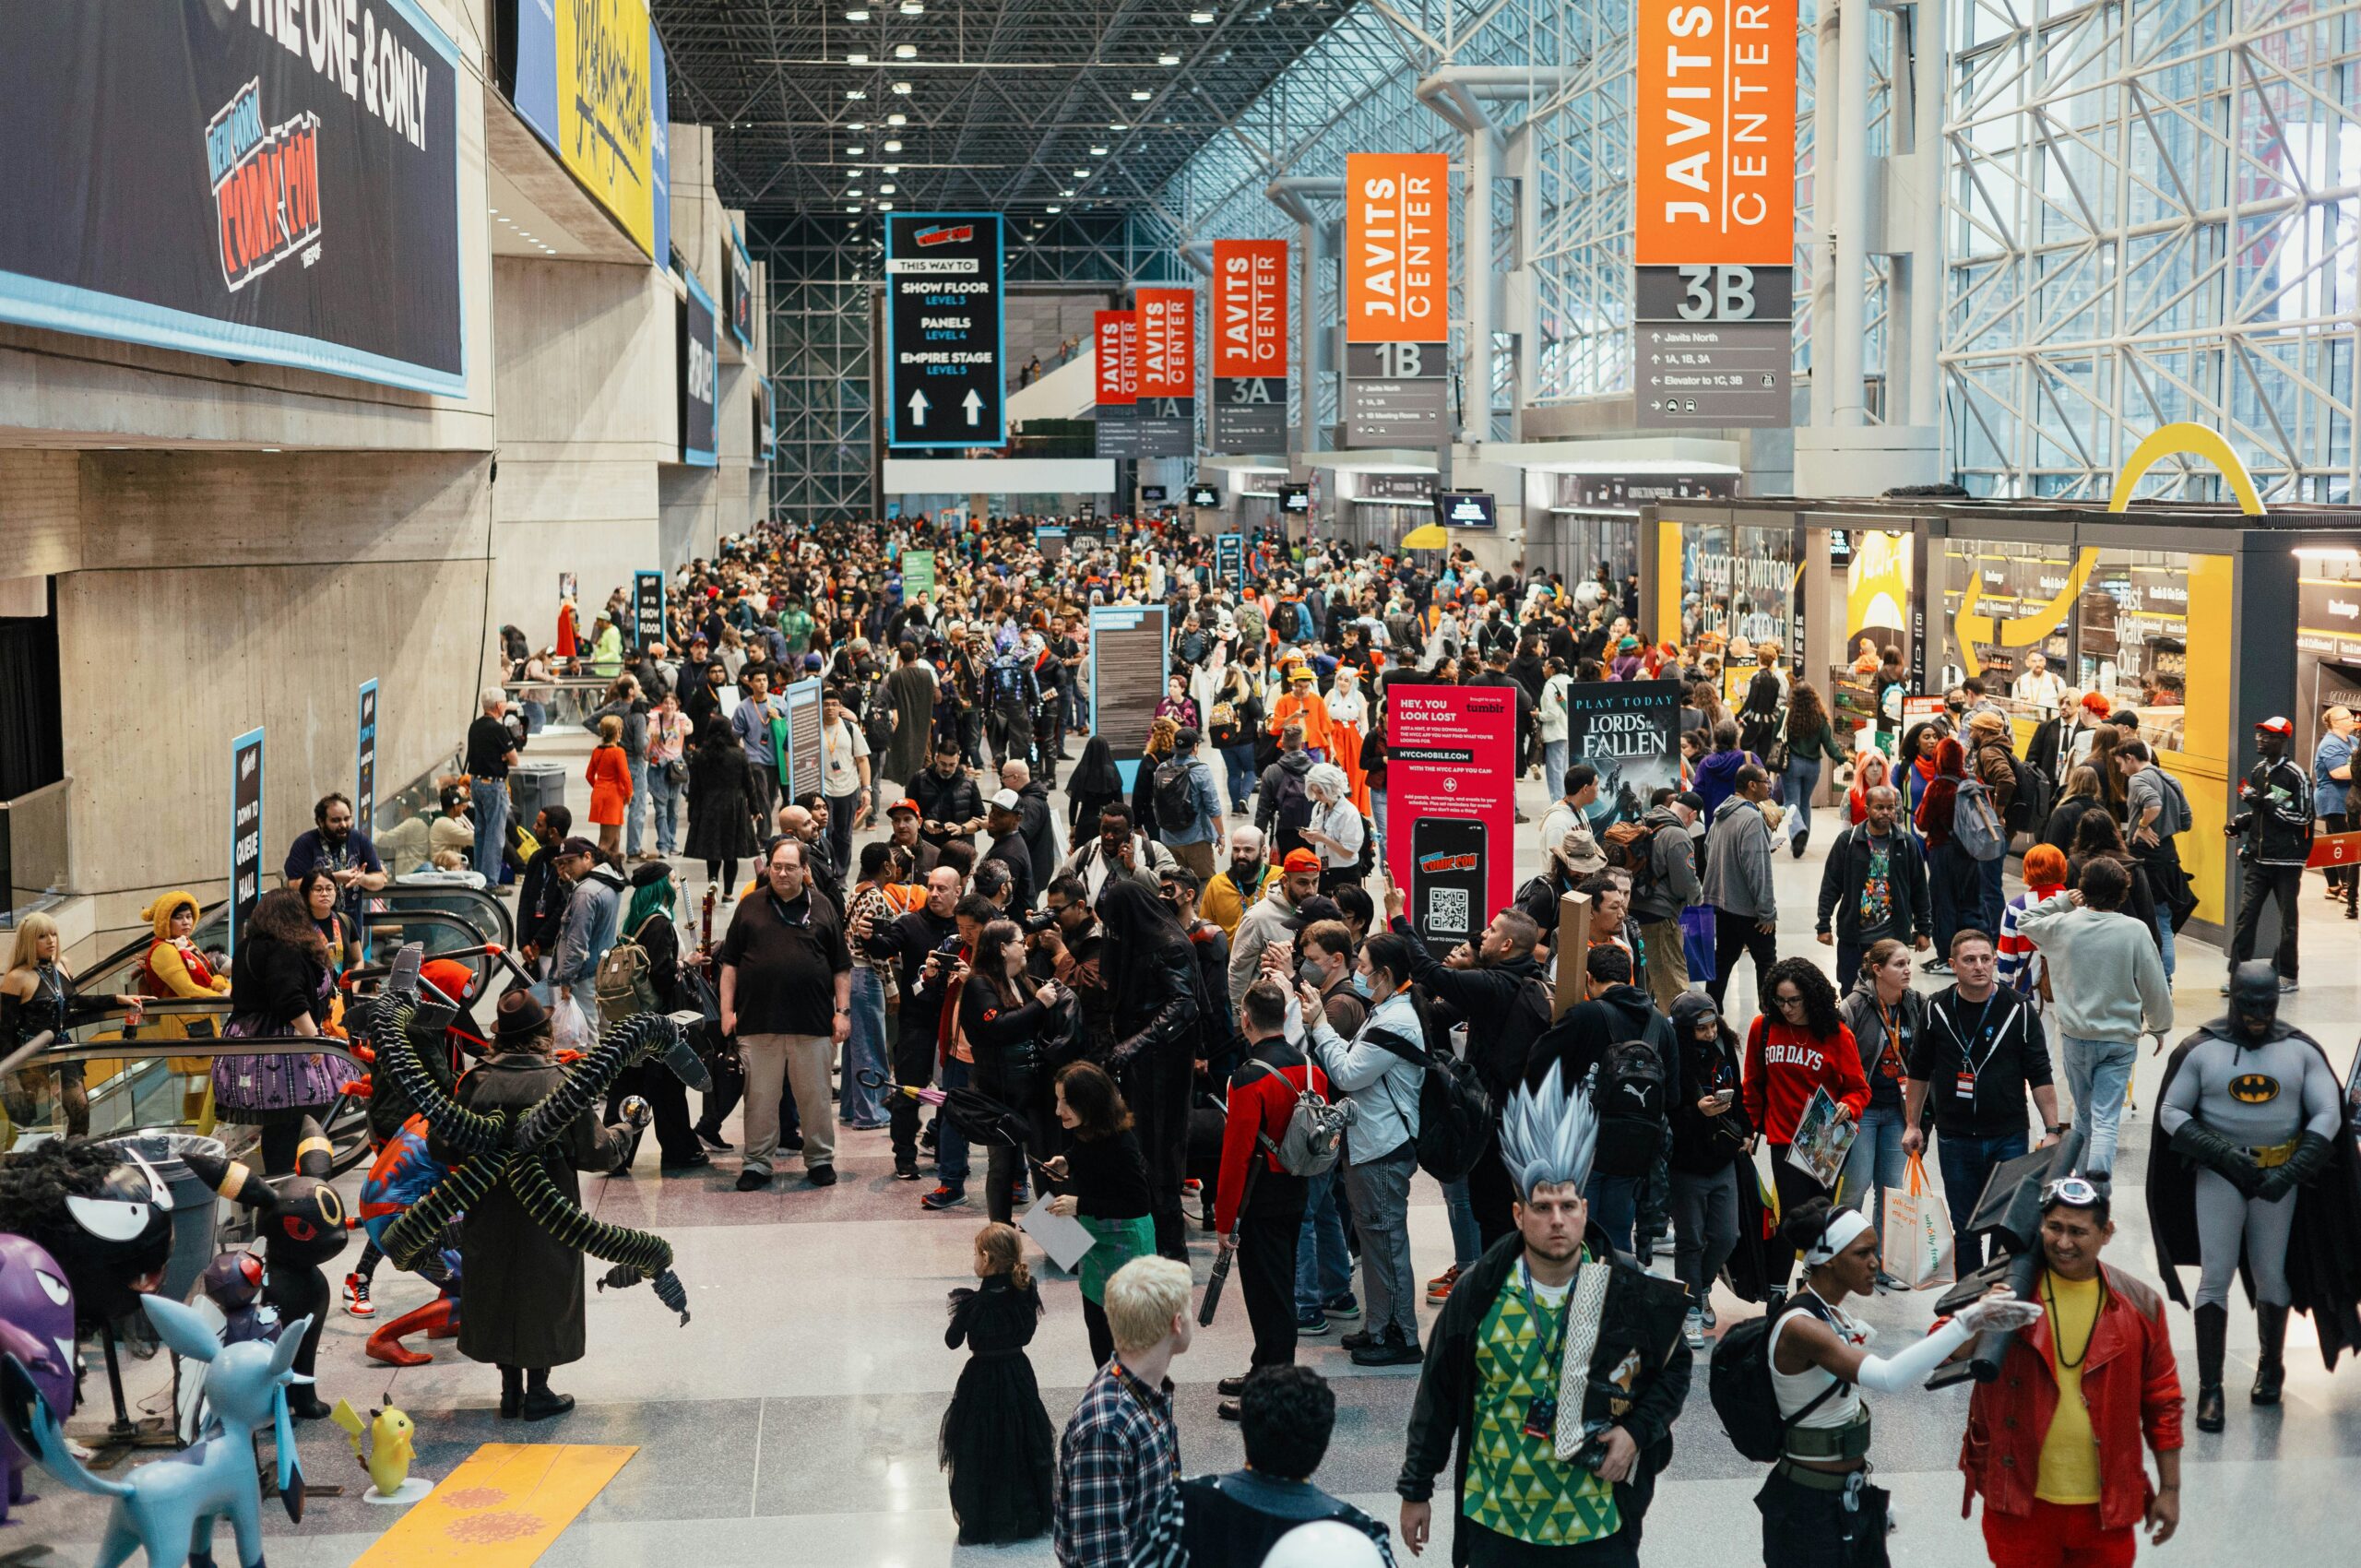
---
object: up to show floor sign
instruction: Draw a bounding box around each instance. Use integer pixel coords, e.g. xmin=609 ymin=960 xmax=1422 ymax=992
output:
xmin=1383 ymin=683 xmax=1515 ymax=952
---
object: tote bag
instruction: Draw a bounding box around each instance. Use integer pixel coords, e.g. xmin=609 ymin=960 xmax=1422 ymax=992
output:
xmin=1680 ymin=904 xmax=1717 ymax=982
xmin=1883 ymin=1153 xmax=1955 ymax=1290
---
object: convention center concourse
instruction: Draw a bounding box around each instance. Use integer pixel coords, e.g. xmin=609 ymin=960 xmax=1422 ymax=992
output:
xmin=6 ymin=4 xmax=2361 ymax=1568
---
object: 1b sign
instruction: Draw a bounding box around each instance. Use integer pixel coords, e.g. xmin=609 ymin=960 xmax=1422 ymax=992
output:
xmin=1635 ymin=0 xmax=1797 ymax=267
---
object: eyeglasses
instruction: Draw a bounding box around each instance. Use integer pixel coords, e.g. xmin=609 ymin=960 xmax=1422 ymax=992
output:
xmin=1774 ymin=992 xmax=1806 ymax=1009
xmin=2043 ymin=1177 xmax=2103 ymax=1207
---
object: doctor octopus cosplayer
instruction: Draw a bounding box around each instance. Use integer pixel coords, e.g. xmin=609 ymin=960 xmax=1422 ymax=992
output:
xmin=2146 ymin=960 xmax=2361 ymax=1433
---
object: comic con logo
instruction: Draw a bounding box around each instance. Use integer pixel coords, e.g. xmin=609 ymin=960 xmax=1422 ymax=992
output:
xmin=1418 ymin=852 xmax=1477 ymax=874
xmin=206 ymin=80 xmax=323 ymax=292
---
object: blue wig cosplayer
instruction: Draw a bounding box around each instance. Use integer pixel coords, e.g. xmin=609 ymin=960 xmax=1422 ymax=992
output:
xmin=1499 ymin=1069 xmax=1600 ymax=1201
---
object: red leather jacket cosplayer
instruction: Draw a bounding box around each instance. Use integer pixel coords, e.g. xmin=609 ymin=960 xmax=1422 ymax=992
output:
xmin=1960 ymin=1264 xmax=2184 ymax=1532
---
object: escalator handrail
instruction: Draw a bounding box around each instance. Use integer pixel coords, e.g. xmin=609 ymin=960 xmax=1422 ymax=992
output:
xmin=21 ymin=1034 xmax=369 ymax=1074
xmin=374 ymin=882 xmax=514 ymax=948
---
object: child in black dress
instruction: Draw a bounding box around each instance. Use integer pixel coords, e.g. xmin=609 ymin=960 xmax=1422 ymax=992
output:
xmin=939 ymin=1221 xmax=1056 ymax=1544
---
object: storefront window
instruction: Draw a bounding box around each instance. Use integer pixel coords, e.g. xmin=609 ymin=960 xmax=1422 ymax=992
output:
xmin=1684 ymin=522 xmax=1795 ymax=654
xmin=1940 ymin=537 xmax=2080 ymax=713
xmin=2076 ymin=547 xmax=2189 ymax=751
xmin=2294 ymin=550 xmax=2361 ymax=761
xmin=1829 ymin=529 xmax=1914 ymax=747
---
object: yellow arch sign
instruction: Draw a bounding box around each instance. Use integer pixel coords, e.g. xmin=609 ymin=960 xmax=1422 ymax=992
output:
xmin=1953 ymin=423 xmax=2263 ymax=676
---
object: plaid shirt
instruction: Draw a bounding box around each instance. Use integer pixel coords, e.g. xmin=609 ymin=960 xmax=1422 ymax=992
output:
xmin=1054 ymin=1359 xmax=1181 ymax=1568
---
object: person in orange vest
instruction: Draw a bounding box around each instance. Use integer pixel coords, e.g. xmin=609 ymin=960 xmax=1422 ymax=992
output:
xmin=1268 ymin=663 xmax=1333 ymax=760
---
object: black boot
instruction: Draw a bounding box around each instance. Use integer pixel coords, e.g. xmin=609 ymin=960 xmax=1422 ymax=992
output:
xmin=2251 ymin=1301 xmax=2289 ymax=1406
xmin=498 ymin=1362 xmax=523 ymax=1420
xmin=2194 ymin=1303 xmax=2228 ymax=1432
xmin=519 ymin=1366 xmax=575 ymax=1421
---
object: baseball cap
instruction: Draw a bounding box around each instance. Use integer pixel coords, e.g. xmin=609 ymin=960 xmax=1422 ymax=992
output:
xmin=990 ymin=788 xmax=1023 ymax=812
xmin=558 ymin=837 xmax=600 ymax=860
xmin=1674 ymin=790 xmax=1707 ymax=814
xmin=1281 ymin=848 xmax=1323 ymax=874
xmin=2255 ymin=716 xmax=2294 ymax=735
xmin=886 ymin=798 xmax=920 ymax=816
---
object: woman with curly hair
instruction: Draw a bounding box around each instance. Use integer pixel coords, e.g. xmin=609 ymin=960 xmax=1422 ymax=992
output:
xmin=1741 ymin=956 xmax=1870 ymax=1287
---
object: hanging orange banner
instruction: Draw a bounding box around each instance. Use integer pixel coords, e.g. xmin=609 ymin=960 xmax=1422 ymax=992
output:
xmin=1212 ymin=239 xmax=1288 ymax=377
xmin=1136 ymin=288 xmax=1196 ymax=399
xmin=1093 ymin=308 xmax=1135 ymax=406
xmin=1344 ymin=152 xmax=1448 ymax=343
xmin=1633 ymin=0 xmax=1797 ymax=267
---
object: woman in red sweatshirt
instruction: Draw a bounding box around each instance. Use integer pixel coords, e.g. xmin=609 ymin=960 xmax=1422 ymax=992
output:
xmin=1743 ymin=956 xmax=1870 ymax=1284
xmin=1212 ymin=979 xmax=1330 ymax=1421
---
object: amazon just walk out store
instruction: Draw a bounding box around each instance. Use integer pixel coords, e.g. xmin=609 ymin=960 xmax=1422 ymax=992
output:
xmin=1640 ymin=493 xmax=2361 ymax=941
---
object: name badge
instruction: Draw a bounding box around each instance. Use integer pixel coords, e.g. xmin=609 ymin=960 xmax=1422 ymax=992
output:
xmin=1954 ymin=1070 xmax=1976 ymax=1101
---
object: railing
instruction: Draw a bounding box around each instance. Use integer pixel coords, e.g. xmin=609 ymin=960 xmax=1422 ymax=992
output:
xmin=1 ymin=777 xmax=72 ymax=929
xmin=502 ymin=675 xmax=615 ymax=735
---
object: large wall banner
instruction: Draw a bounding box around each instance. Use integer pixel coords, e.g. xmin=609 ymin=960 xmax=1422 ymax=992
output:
xmin=725 ymin=220 xmax=755 ymax=349
xmin=884 ymin=213 xmax=1007 ymax=447
xmin=356 ymin=681 xmax=379 ymax=833
xmin=505 ymin=0 xmax=658 ymax=257
xmin=1093 ymin=307 xmax=1143 ymax=458
xmin=1562 ymin=680 xmax=1682 ymax=826
xmin=1211 ymin=238 xmax=1287 ymax=454
xmin=1134 ymin=287 xmax=1197 ymax=457
xmin=678 ymin=267 xmax=718 ymax=466
xmin=1343 ymin=152 xmax=1449 ymax=445
xmin=1384 ymin=683 xmax=1516 ymax=952
xmin=0 ymin=1 xmax=466 ymax=397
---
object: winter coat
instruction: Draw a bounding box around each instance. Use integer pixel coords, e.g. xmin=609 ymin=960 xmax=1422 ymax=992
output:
xmin=1703 ymin=796 xmax=1776 ymax=920
xmin=1628 ymin=804 xmax=1704 ymax=924
xmin=684 ymin=743 xmax=761 ymax=861
xmin=1693 ymin=747 xmax=1755 ymax=822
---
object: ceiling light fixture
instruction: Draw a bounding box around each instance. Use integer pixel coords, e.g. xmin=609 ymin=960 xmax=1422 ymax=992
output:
xmin=848 ymin=51 xmax=870 ymax=63
xmin=886 ymin=113 xmax=907 ymax=125
xmin=879 ymin=201 xmax=895 ymax=209
xmin=884 ymin=164 xmax=900 ymax=173
xmin=1109 ymin=121 xmax=1128 ymax=130
xmin=1046 ymin=205 xmax=1062 ymax=213
xmin=848 ymin=204 xmax=862 ymax=212
xmin=1061 ymin=187 xmax=1075 ymax=196
xmin=848 ymin=120 xmax=868 ymax=129
xmin=1158 ymin=52 xmax=1180 ymax=65
xmin=880 ymin=183 xmax=896 ymax=193
xmin=884 ymin=138 xmax=902 ymax=151
xmin=895 ymin=43 xmax=917 ymax=58
xmin=848 ymin=145 xmax=865 ymax=155
xmin=1072 ymin=168 xmax=1088 ymax=178
xmin=1191 ymin=7 xmax=1216 ymax=19
xmin=1089 ymin=145 xmax=1108 ymax=155
xmin=891 ymin=80 xmax=912 ymax=93
xmin=1131 ymin=89 xmax=1152 ymax=100
xmin=846 ymin=89 xmax=867 ymax=99
xmin=900 ymin=0 xmax=924 ymax=12
xmin=845 ymin=6 xmax=869 ymax=16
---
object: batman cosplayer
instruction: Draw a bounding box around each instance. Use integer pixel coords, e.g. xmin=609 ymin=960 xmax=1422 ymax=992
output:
xmin=2147 ymin=960 xmax=2361 ymax=1432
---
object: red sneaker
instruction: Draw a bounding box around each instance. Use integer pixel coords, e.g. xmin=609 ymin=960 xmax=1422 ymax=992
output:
xmin=1426 ymin=1264 xmax=1461 ymax=1303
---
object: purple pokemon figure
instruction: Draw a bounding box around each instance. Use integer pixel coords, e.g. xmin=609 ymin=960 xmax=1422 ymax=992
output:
xmin=0 ymin=1233 xmax=77 ymax=1526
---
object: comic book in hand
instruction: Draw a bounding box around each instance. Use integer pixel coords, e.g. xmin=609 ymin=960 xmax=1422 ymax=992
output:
xmin=1785 ymin=1086 xmax=1858 ymax=1191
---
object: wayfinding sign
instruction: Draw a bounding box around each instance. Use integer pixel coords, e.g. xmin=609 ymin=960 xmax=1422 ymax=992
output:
xmin=1212 ymin=239 xmax=1288 ymax=454
xmin=1635 ymin=265 xmax=1793 ymax=427
xmin=1093 ymin=308 xmax=1143 ymax=458
xmin=1134 ymin=288 xmax=1197 ymax=457
xmin=1344 ymin=154 xmax=1449 ymax=447
xmin=885 ymin=214 xmax=1005 ymax=447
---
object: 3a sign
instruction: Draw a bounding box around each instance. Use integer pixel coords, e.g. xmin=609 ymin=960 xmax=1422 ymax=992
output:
xmin=885 ymin=213 xmax=1006 ymax=447
xmin=1634 ymin=0 xmax=1797 ymax=267
xmin=230 ymin=728 xmax=266 ymax=957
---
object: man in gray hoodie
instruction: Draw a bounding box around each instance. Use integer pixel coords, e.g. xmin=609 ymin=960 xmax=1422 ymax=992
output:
xmin=1628 ymin=788 xmax=1706 ymax=1011
xmin=2013 ymin=855 xmax=2172 ymax=1181
xmin=1702 ymin=766 xmax=1777 ymax=1015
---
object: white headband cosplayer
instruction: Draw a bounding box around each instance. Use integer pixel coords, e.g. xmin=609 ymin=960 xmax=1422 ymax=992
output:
xmin=1500 ymin=1070 xmax=1599 ymax=1200
xmin=1804 ymin=1207 xmax=1874 ymax=1265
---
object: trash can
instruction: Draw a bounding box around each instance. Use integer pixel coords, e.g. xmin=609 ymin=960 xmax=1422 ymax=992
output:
xmin=99 ymin=1130 xmax=226 ymax=1304
xmin=509 ymin=760 xmax=568 ymax=828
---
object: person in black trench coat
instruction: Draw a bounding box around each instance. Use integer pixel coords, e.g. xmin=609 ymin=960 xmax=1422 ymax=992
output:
xmin=684 ymin=715 xmax=763 ymax=905
xmin=438 ymin=989 xmax=632 ymax=1420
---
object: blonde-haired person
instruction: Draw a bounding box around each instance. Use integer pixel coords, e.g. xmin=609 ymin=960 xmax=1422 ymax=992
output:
xmin=1052 ymin=1254 xmax=1195 ymax=1567
xmin=2 ymin=913 xmax=142 ymax=1143
xmin=586 ymin=713 xmax=633 ymax=859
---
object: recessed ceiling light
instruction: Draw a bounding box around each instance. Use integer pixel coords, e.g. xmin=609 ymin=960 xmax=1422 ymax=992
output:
xmin=1131 ymin=89 xmax=1152 ymax=101
xmin=886 ymin=113 xmax=907 ymax=125
xmin=894 ymin=43 xmax=917 ymax=58
xmin=880 ymin=183 xmax=896 ymax=194
xmin=846 ymin=89 xmax=867 ymax=99
xmin=884 ymin=138 xmax=903 ymax=151
xmin=848 ymin=51 xmax=869 ymax=63
xmin=1158 ymin=53 xmax=1180 ymax=65
xmin=891 ymin=80 xmax=912 ymax=93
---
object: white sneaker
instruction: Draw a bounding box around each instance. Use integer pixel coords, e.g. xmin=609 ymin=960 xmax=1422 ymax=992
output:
xmin=1683 ymin=1307 xmax=1706 ymax=1349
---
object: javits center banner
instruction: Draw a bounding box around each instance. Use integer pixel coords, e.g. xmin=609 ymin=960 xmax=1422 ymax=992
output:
xmin=0 ymin=1 xmax=465 ymax=396
xmin=1562 ymin=680 xmax=1682 ymax=827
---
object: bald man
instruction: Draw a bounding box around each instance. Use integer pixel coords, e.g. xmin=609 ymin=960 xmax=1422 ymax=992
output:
xmin=1203 ymin=826 xmax=1277 ymax=940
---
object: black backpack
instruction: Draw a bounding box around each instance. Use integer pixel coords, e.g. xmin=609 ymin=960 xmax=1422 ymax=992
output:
xmin=2007 ymin=754 xmax=2054 ymax=836
xmin=1709 ymin=1293 xmax=1842 ymax=1462
xmin=1591 ymin=1027 xmax=1671 ymax=1179
xmin=1366 ymin=1027 xmax=1494 ymax=1182
xmin=1153 ymin=759 xmax=1201 ymax=834
xmin=1269 ymin=765 xmax=1314 ymax=833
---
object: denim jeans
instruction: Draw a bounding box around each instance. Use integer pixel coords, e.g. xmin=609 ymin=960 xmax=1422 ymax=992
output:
xmin=1341 ymin=1145 xmax=1419 ymax=1342
xmin=1221 ymin=743 xmax=1257 ymax=814
xmin=1937 ymin=1129 xmax=2027 ymax=1272
xmin=840 ymin=967 xmax=888 ymax=1125
xmin=935 ymin=1056 xmax=972 ymax=1184
xmin=1975 ymin=852 xmax=2007 ymax=942
xmin=1543 ymin=738 xmax=1571 ymax=798
xmin=1839 ymin=1103 xmax=1910 ymax=1243
xmin=469 ymin=778 xmax=510 ymax=880
xmin=1294 ymin=1168 xmax=1353 ymax=1312
xmin=626 ymin=755 xmax=649 ymax=856
xmin=649 ymin=765 xmax=682 ymax=854
xmin=1370 ymin=790 xmax=1388 ymax=855
xmin=521 ymin=700 xmax=546 ymax=734
xmin=2060 ymin=1033 xmax=2138 ymax=1178
xmin=2152 ymin=906 xmax=2177 ymax=980
xmin=1442 ymin=1174 xmax=1481 ymax=1269
xmin=1584 ymin=1171 xmax=1641 ymax=1255
xmin=1781 ymin=757 xmax=1823 ymax=850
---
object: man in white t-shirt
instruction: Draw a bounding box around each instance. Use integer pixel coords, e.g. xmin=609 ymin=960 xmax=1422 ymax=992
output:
xmin=820 ymin=689 xmax=872 ymax=874
xmin=2011 ymin=650 xmax=2067 ymax=713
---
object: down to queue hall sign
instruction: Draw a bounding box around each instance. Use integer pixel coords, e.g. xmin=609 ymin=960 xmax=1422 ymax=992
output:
xmin=1633 ymin=0 xmax=1796 ymax=430
xmin=886 ymin=213 xmax=1006 ymax=447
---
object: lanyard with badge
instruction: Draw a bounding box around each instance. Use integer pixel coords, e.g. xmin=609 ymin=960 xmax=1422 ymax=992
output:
xmin=1515 ymin=1258 xmax=1572 ymax=1442
xmin=1952 ymin=993 xmax=1999 ymax=1104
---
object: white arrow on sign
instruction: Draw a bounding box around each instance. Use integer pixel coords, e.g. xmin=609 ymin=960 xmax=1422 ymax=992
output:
xmin=962 ymin=388 xmax=983 ymax=426
xmin=908 ymin=388 xmax=931 ymax=424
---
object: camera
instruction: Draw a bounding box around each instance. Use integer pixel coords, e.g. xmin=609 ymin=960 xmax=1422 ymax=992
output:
xmin=1021 ymin=909 xmax=1060 ymax=935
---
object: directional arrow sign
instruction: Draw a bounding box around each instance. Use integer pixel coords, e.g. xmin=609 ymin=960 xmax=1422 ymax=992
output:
xmin=885 ymin=213 xmax=1005 ymax=447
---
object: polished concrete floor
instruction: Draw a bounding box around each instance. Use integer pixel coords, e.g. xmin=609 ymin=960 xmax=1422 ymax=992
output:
xmin=17 ymin=743 xmax=2360 ymax=1566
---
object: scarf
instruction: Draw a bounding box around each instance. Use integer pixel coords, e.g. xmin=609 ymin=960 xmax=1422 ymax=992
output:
xmin=1550 ymin=1253 xmax=1617 ymax=1460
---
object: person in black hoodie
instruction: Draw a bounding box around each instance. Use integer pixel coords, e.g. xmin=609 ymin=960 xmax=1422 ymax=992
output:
xmin=1096 ymin=879 xmax=1204 ymax=1260
xmin=1665 ymin=992 xmax=1748 ymax=1348
xmin=1523 ymin=944 xmax=1679 ymax=1254
xmin=861 ymin=863 xmax=965 ymax=1182
xmin=516 ymin=804 xmax=575 ymax=973
xmin=958 ymin=919 xmax=1066 ymax=1223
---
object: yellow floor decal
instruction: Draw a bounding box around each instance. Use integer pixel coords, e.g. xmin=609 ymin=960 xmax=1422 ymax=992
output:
xmin=351 ymin=1443 xmax=637 ymax=1566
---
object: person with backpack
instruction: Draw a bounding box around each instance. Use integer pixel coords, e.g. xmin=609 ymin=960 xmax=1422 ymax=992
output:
xmin=1815 ymin=783 xmax=1931 ymax=984
xmin=1628 ymin=788 xmax=1706 ymax=1011
xmin=1732 ymin=1198 xmax=2042 ymax=1568
xmin=1154 ymin=726 xmax=1227 ymax=883
xmin=590 ymin=862 xmax=707 ymax=1174
xmin=1703 ymin=764 xmax=1781 ymax=1015
xmin=1257 ymin=721 xmax=1321 ymax=856
xmin=1524 ymin=944 xmax=1678 ymax=1254
xmin=1396 ymin=1072 xmax=1693 ymax=1565
xmin=1914 ymin=736 xmax=1981 ymax=970
xmin=1667 ymin=992 xmax=1749 ymax=1348
xmin=1212 ymin=979 xmax=1338 ymax=1419
xmin=1301 ymin=933 xmax=1429 ymax=1367
xmin=1965 ymin=710 xmax=2022 ymax=935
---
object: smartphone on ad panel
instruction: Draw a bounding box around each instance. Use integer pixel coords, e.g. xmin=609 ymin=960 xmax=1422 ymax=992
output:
xmin=1411 ymin=817 xmax=1488 ymax=951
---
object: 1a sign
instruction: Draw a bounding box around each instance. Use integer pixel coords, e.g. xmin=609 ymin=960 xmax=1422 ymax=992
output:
xmin=634 ymin=570 xmax=666 ymax=653
xmin=356 ymin=682 xmax=378 ymax=835
xmin=885 ymin=213 xmax=1006 ymax=447
xmin=1135 ymin=289 xmax=1197 ymax=457
xmin=230 ymin=728 xmax=265 ymax=956
xmin=1093 ymin=307 xmax=1143 ymax=458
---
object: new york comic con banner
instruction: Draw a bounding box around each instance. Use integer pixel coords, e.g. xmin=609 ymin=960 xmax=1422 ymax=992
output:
xmin=0 ymin=1 xmax=466 ymax=397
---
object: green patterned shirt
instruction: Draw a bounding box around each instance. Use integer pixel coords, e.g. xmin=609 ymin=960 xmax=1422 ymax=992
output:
xmin=1463 ymin=1268 xmax=1620 ymax=1545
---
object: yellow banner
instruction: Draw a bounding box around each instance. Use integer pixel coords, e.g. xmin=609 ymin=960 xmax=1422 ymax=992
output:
xmin=557 ymin=0 xmax=656 ymax=257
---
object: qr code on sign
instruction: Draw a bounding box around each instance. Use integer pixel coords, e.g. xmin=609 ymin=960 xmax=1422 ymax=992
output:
xmin=1427 ymin=885 xmax=1471 ymax=936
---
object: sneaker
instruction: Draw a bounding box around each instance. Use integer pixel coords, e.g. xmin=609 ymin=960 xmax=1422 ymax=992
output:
xmin=1702 ymin=1301 xmax=1717 ymax=1329
xmin=808 ymin=1165 xmax=838 ymax=1187
xmin=1009 ymin=1182 xmax=1031 ymax=1207
xmin=735 ymin=1170 xmax=772 ymax=1193
xmin=1922 ymin=957 xmax=1952 ymax=975
xmin=1427 ymin=1265 xmax=1462 ymax=1302
xmin=2279 ymin=978 xmax=2298 ymax=993
xmin=695 ymin=1123 xmax=734 ymax=1152
xmin=894 ymin=1158 xmax=920 ymax=1181
xmin=1339 ymin=1328 xmax=1376 ymax=1352
xmin=1296 ymin=1306 xmax=1333 ymax=1335
xmin=782 ymin=1130 xmax=806 ymax=1153
xmin=343 ymin=1273 xmax=375 ymax=1319
xmin=1350 ymin=1332 xmax=1422 ymax=1368
xmin=1683 ymin=1307 xmax=1706 ymax=1350
xmin=921 ymin=1182 xmax=968 ymax=1211
xmin=1323 ymin=1292 xmax=1361 ymax=1320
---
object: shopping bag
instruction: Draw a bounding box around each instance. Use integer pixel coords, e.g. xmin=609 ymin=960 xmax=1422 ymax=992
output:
xmin=1680 ymin=904 xmax=1717 ymax=983
xmin=1883 ymin=1154 xmax=1955 ymax=1290
xmin=550 ymin=991 xmax=594 ymax=1055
